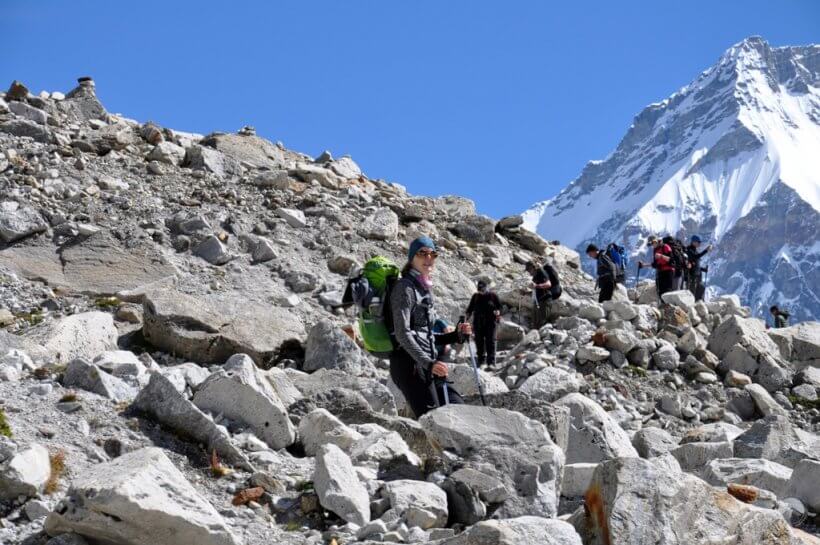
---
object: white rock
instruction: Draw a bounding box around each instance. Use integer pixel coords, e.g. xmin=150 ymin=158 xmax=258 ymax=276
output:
xmin=745 ymin=383 xmax=787 ymax=417
xmin=359 ymin=208 xmax=399 ymax=241
xmin=26 ymin=311 xmax=118 ymax=363
xmin=562 ymin=463 xmax=597 ymax=497
xmin=0 ymin=443 xmax=50 ymax=500
xmin=554 ymin=393 xmax=638 ymax=464
xmin=383 ymin=480 xmax=448 ymax=529
xmin=440 ymin=516 xmax=582 ymax=545
xmin=448 ymin=363 xmax=508 ymax=397
xmin=785 ymin=458 xmax=820 ymax=512
xmin=44 ymin=447 xmax=238 ymax=545
xmin=275 ymin=207 xmax=307 ymax=228
xmin=576 ymin=345 xmax=610 ymax=363
xmin=518 ymin=367 xmax=581 ymax=402
xmin=147 ymin=141 xmax=185 ymax=165
xmin=63 ymin=358 xmax=136 ymax=402
xmin=349 ymin=425 xmax=421 ymax=467
xmin=193 ymin=354 xmax=295 ymax=449
xmin=314 ymin=444 xmax=370 ymax=526
xmin=0 ymin=201 xmax=48 ymax=243
xmin=661 ymin=290 xmax=695 ymax=309
xmin=93 ymin=350 xmax=146 ymax=379
xmin=704 ymin=458 xmax=793 ymax=498
xmin=298 ymin=408 xmax=363 ymax=456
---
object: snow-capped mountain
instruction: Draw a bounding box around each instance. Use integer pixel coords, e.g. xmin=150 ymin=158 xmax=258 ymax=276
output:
xmin=524 ymin=36 xmax=820 ymax=322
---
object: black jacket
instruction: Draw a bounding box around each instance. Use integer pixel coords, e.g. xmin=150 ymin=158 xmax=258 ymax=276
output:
xmin=532 ymin=264 xmax=561 ymax=302
xmin=685 ymin=244 xmax=709 ymax=274
xmin=466 ymin=291 xmax=501 ymax=326
xmin=596 ymin=252 xmax=617 ymax=279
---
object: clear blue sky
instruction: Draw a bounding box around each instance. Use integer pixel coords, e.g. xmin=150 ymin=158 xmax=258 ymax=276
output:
xmin=3 ymin=1 xmax=818 ymax=218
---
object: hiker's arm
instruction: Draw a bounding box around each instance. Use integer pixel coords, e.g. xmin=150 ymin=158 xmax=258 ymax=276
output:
xmin=697 ymin=248 xmax=709 ymax=258
xmin=435 ymin=331 xmax=460 ymax=345
xmin=390 ymin=282 xmax=434 ymax=369
xmin=465 ymin=294 xmax=476 ymax=318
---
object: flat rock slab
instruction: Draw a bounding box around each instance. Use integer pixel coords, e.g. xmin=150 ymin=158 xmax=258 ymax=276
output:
xmin=45 ymin=447 xmax=239 ymax=545
xmin=0 ymin=233 xmax=176 ymax=295
xmin=143 ymin=289 xmax=304 ymax=365
xmin=24 ymin=311 xmax=118 ymax=363
xmin=441 ymin=516 xmax=582 ymax=545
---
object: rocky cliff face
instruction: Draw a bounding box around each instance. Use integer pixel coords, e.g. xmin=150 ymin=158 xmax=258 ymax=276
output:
xmin=1 ymin=77 xmax=819 ymax=545
xmin=524 ymin=37 xmax=820 ymax=322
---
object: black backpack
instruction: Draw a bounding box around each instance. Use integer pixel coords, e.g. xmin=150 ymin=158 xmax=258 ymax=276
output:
xmin=664 ymin=237 xmax=688 ymax=273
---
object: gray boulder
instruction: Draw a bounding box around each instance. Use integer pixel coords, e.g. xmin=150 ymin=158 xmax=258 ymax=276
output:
xmin=572 ymin=457 xmax=797 ymax=545
xmin=313 ymin=444 xmax=370 ymax=526
xmin=298 ymin=408 xmax=363 ymax=456
xmin=785 ymin=458 xmax=820 ymax=512
xmin=631 ymin=427 xmax=678 ymax=458
xmin=359 ymin=208 xmax=399 ymax=240
xmin=143 ymin=289 xmax=304 ymax=366
xmin=26 ymin=312 xmax=118 ymax=364
xmin=63 ymin=358 xmax=136 ymax=402
xmin=518 ymin=367 xmax=581 ymax=402
xmin=184 ymin=145 xmax=241 ymax=178
xmin=383 ymin=479 xmax=448 ymax=529
xmin=441 ymin=517 xmax=582 ymax=545
xmin=768 ymin=322 xmax=820 ymax=365
xmin=0 ymin=442 xmax=50 ymax=500
xmin=193 ymin=354 xmax=295 ymax=449
xmin=733 ymin=415 xmax=818 ymax=468
xmin=704 ymin=458 xmax=793 ymax=498
xmin=45 ymin=448 xmax=239 ymax=545
xmin=303 ymin=319 xmax=369 ymax=375
xmin=669 ymin=441 xmax=734 ymax=475
xmin=555 ymin=393 xmax=638 ymax=464
xmin=0 ymin=201 xmax=47 ymax=243
xmin=193 ymin=236 xmax=233 ymax=265
xmin=132 ymin=372 xmax=253 ymax=471
xmin=288 ymin=368 xmax=395 ymax=415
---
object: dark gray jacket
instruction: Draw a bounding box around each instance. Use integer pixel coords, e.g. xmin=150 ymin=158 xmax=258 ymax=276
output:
xmin=389 ymin=271 xmax=460 ymax=374
xmin=596 ymin=252 xmax=617 ymax=279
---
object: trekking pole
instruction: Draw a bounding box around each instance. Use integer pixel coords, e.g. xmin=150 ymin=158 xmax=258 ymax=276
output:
xmin=459 ymin=315 xmax=486 ymax=406
xmin=435 ymin=378 xmax=449 ymax=406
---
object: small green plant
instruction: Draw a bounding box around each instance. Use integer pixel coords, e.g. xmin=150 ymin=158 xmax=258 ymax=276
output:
xmin=284 ymin=520 xmax=301 ymax=532
xmin=45 ymin=450 xmax=66 ymax=494
xmin=0 ymin=409 xmax=11 ymax=437
xmin=94 ymin=296 xmax=120 ymax=310
xmin=788 ymin=395 xmax=820 ymax=410
xmin=16 ymin=311 xmax=43 ymax=326
xmin=626 ymin=365 xmax=647 ymax=377
xmin=295 ymin=480 xmax=314 ymax=492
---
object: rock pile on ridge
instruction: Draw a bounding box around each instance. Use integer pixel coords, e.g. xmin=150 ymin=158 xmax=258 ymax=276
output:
xmin=0 ymin=78 xmax=818 ymax=545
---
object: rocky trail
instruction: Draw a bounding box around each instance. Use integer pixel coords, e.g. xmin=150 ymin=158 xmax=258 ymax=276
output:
xmin=0 ymin=78 xmax=819 ymax=545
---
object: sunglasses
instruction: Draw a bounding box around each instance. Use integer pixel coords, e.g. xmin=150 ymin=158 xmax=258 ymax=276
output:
xmin=416 ymin=250 xmax=439 ymax=259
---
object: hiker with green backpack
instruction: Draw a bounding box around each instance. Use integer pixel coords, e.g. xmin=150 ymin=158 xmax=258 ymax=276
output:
xmin=341 ymin=236 xmax=471 ymax=418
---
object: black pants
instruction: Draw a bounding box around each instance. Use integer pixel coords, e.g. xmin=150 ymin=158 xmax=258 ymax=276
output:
xmin=389 ymin=349 xmax=463 ymax=419
xmin=474 ymin=321 xmax=497 ymax=365
xmin=657 ymin=269 xmax=675 ymax=297
xmin=598 ymin=276 xmax=615 ymax=303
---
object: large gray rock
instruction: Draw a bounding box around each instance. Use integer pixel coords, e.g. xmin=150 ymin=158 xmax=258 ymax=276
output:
xmin=745 ymin=383 xmax=788 ymax=417
xmin=132 ymin=372 xmax=253 ymax=471
xmin=25 ymin=311 xmax=118 ymax=363
xmin=661 ymin=290 xmax=695 ymax=309
xmin=0 ymin=119 xmax=50 ymax=142
xmin=63 ymin=358 xmax=136 ymax=402
xmin=631 ymin=427 xmax=678 ymax=458
xmin=298 ymin=408 xmax=362 ymax=456
xmin=313 ymin=444 xmax=370 ymax=526
xmin=303 ymin=319 xmax=369 ymax=375
xmin=704 ymin=458 xmax=793 ymax=498
xmin=733 ymin=415 xmax=818 ymax=469
xmin=383 ymin=479 xmax=448 ymax=529
xmin=420 ymin=405 xmax=553 ymax=455
xmin=0 ymin=443 xmax=50 ymax=500
xmin=184 ymin=144 xmax=241 ymax=178
xmin=785 ymin=458 xmax=820 ymax=512
xmin=192 ymin=236 xmax=232 ymax=265
xmin=518 ymin=367 xmax=581 ymax=402
xmin=45 ymin=448 xmax=239 ymax=545
xmin=0 ymin=233 xmax=176 ymax=297
xmin=420 ymin=405 xmax=564 ymax=519
xmin=147 ymin=141 xmax=185 ymax=165
xmin=193 ymin=354 xmax=295 ymax=449
xmin=554 ymin=393 xmax=638 ymax=464
xmin=669 ymin=441 xmax=734 ymax=474
xmin=143 ymin=289 xmax=304 ymax=366
xmin=0 ymin=201 xmax=47 ymax=243
xmin=440 ymin=517 xmax=582 ymax=545
xmin=288 ymin=368 xmax=395 ymax=415
xmin=359 ymin=208 xmax=399 ymax=240
xmin=768 ymin=322 xmax=820 ymax=365
xmin=200 ymin=132 xmax=286 ymax=169
xmin=452 ymin=214 xmax=496 ymax=243
xmin=708 ymin=315 xmax=780 ymax=360
xmin=572 ymin=457 xmax=797 ymax=545
xmin=449 ymin=363 xmax=508 ymax=398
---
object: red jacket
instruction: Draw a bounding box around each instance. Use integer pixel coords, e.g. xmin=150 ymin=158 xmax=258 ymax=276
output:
xmin=654 ymin=244 xmax=674 ymax=272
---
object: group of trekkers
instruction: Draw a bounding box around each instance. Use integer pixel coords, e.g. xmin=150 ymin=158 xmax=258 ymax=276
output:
xmin=344 ymin=234 xmax=788 ymax=420
xmin=586 ymin=234 xmax=713 ymax=303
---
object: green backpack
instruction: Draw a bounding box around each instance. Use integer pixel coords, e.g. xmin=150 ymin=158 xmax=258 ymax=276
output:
xmin=342 ymin=256 xmax=400 ymax=357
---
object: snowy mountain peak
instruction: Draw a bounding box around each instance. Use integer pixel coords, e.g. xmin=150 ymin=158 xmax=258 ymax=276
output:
xmin=524 ymin=37 xmax=820 ymax=321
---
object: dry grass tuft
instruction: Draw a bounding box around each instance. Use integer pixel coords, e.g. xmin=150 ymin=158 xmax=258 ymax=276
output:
xmin=45 ymin=450 xmax=66 ymax=494
xmin=0 ymin=409 xmax=11 ymax=437
xmin=210 ymin=449 xmax=232 ymax=478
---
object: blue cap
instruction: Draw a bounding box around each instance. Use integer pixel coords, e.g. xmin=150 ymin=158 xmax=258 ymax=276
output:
xmin=408 ymin=236 xmax=436 ymax=262
xmin=691 ymin=235 xmax=702 ymax=243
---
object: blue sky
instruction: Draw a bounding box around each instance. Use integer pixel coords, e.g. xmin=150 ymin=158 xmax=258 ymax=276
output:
xmin=3 ymin=1 xmax=818 ymax=218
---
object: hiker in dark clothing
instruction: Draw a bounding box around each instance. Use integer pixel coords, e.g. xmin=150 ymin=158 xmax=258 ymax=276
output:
xmin=389 ymin=236 xmax=472 ymax=418
xmin=525 ymin=261 xmax=562 ymax=329
xmin=465 ymin=280 xmax=501 ymax=367
xmin=586 ymin=244 xmax=617 ymax=303
xmin=770 ymin=305 xmax=790 ymax=329
xmin=685 ymin=235 xmax=712 ymax=301
xmin=640 ymin=235 xmax=675 ymax=297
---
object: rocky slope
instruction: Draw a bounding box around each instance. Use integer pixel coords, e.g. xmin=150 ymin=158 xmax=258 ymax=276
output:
xmin=0 ymin=77 xmax=819 ymax=545
xmin=524 ymin=36 xmax=820 ymax=323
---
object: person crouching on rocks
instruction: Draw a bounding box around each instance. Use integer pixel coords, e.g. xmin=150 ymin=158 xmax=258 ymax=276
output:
xmin=389 ymin=236 xmax=472 ymax=418
xmin=525 ymin=260 xmax=562 ymax=329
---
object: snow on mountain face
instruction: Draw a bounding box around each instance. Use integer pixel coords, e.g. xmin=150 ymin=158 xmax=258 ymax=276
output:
xmin=525 ymin=36 xmax=820 ymax=322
